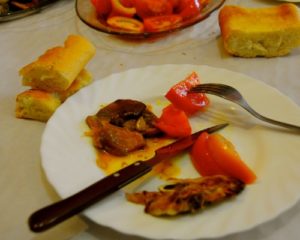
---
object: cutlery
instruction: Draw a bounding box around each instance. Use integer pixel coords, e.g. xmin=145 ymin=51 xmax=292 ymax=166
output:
xmin=190 ymin=83 xmax=300 ymax=131
xmin=29 ymin=123 xmax=228 ymax=232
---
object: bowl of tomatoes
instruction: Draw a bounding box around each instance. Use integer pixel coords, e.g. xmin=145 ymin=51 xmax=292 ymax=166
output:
xmin=75 ymin=0 xmax=225 ymax=38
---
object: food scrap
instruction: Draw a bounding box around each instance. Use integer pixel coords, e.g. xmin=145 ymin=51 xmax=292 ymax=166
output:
xmin=86 ymin=99 xmax=162 ymax=156
xmin=85 ymin=99 xmax=180 ymax=176
xmin=83 ymin=71 xmax=256 ymax=218
xmin=85 ymin=72 xmax=211 ymax=175
xmin=126 ymin=175 xmax=245 ymax=216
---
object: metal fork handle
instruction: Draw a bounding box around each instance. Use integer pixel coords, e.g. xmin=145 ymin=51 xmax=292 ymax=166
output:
xmin=236 ymin=98 xmax=300 ymax=131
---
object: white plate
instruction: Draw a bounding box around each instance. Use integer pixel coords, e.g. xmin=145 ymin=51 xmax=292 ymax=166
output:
xmin=41 ymin=65 xmax=300 ymax=239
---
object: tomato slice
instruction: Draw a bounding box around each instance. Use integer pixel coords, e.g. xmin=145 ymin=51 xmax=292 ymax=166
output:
xmin=190 ymin=132 xmax=227 ymax=176
xmin=155 ymin=104 xmax=192 ymax=138
xmin=120 ymin=0 xmax=134 ymax=7
xmin=170 ymin=0 xmax=180 ymax=9
xmin=144 ymin=14 xmax=182 ymax=32
xmin=165 ymin=72 xmax=209 ymax=115
xmin=177 ymin=0 xmax=202 ymax=19
xmin=207 ymin=134 xmax=257 ymax=184
xmin=134 ymin=0 xmax=173 ymax=19
xmin=111 ymin=0 xmax=136 ymax=17
xmin=91 ymin=0 xmax=112 ymax=17
xmin=107 ymin=16 xmax=144 ymax=32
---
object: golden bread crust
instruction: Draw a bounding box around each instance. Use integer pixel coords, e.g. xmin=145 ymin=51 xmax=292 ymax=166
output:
xmin=15 ymin=90 xmax=61 ymax=122
xmin=20 ymin=35 xmax=96 ymax=91
xmin=219 ymin=4 xmax=300 ymax=57
xmin=56 ymin=69 xmax=93 ymax=102
xmin=15 ymin=68 xmax=93 ymax=122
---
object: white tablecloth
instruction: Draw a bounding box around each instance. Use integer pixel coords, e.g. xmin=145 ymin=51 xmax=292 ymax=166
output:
xmin=1 ymin=0 xmax=299 ymax=239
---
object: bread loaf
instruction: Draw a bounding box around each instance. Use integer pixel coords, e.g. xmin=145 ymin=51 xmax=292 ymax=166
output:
xmin=16 ymin=68 xmax=93 ymax=121
xmin=20 ymin=35 xmax=96 ymax=91
xmin=219 ymin=4 xmax=300 ymax=57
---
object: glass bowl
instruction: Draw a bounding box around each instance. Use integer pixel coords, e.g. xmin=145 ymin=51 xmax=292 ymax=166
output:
xmin=75 ymin=0 xmax=225 ymax=38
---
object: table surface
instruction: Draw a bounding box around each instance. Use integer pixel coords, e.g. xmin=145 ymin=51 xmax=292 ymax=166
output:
xmin=1 ymin=0 xmax=300 ymax=239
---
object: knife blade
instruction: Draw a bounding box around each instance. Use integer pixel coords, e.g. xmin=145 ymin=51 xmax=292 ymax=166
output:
xmin=29 ymin=123 xmax=228 ymax=232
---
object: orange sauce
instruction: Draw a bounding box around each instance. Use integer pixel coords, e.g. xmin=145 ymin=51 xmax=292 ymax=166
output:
xmin=95 ymin=137 xmax=180 ymax=179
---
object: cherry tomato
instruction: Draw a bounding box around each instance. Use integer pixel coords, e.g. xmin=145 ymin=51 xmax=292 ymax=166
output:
xmin=144 ymin=14 xmax=182 ymax=32
xmin=134 ymin=0 xmax=173 ymax=19
xmin=91 ymin=0 xmax=112 ymax=17
xmin=190 ymin=132 xmax=226 ymax=176
xmin=107 ymin=16 xmax=144 ymax=32
xmin=155 ymin=104 xmax=192 ymax=138
xmin=165 ymin=72 xmax=209 ymax=115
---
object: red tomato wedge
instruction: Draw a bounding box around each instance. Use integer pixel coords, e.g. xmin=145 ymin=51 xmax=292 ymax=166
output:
xmin=155 ymin=104 xmax=192 ymax=138
xmin=107 ymin=16 xmax=144 ymax=32
xmin=170 ymin=0 xmax=180 ymax=9
xmin=134 ymin=0 xmax=173 ymax=19
xmin=190 ymin=132 xmax=257 ymax=184
xmin=91 ymin=0 xmax=112 ymax=17
xmin=207 ymin=134 xmax=257 ymax=184
xmin=120 ymin=0 xmax=134 ymax=7
xmin=165 ymin=72 xmax=209 ymax=115
xmin=177 ymin=0 xmax=202 ymax=19
xmin=144 ymin=14 xmax=182 ymax=32
xmin=190 ymin=132 xmax=227 ymax=176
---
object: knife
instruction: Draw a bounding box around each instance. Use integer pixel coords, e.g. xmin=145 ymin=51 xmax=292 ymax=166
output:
xmin=29 ymin=123 xmax=228 ymax=232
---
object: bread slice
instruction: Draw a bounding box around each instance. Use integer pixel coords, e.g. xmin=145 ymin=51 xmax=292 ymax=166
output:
xmin=16 ymin=90 xmax=61 ymax=122
xmin=16 ymin=69 xmax=93 ymax=121
xmin=20 ymin=35 xmax=96 ymax=91
xmin=219 ymin=4 xmax=300 ymax=57
xmin=56 ymin=69 xmax=93 ymax=102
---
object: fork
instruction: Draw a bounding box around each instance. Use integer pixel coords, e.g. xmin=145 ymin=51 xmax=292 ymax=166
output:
xmin=190 ymin=83 xmax=300 ymax=131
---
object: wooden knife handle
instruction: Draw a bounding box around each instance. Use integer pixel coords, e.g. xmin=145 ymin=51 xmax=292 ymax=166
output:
xmin=28 ymin=161 xmax=152 ymax=232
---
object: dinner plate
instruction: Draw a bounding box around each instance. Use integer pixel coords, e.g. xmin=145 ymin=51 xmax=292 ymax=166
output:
xmin=41 ymin=64 xmax=300 ymax=239
xmin=0 ymin=0 xmax=60 ymax=22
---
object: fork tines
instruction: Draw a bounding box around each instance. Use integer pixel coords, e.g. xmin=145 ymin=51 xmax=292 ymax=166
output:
xmin=190 ymin=83 xmax=228 ymax=94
